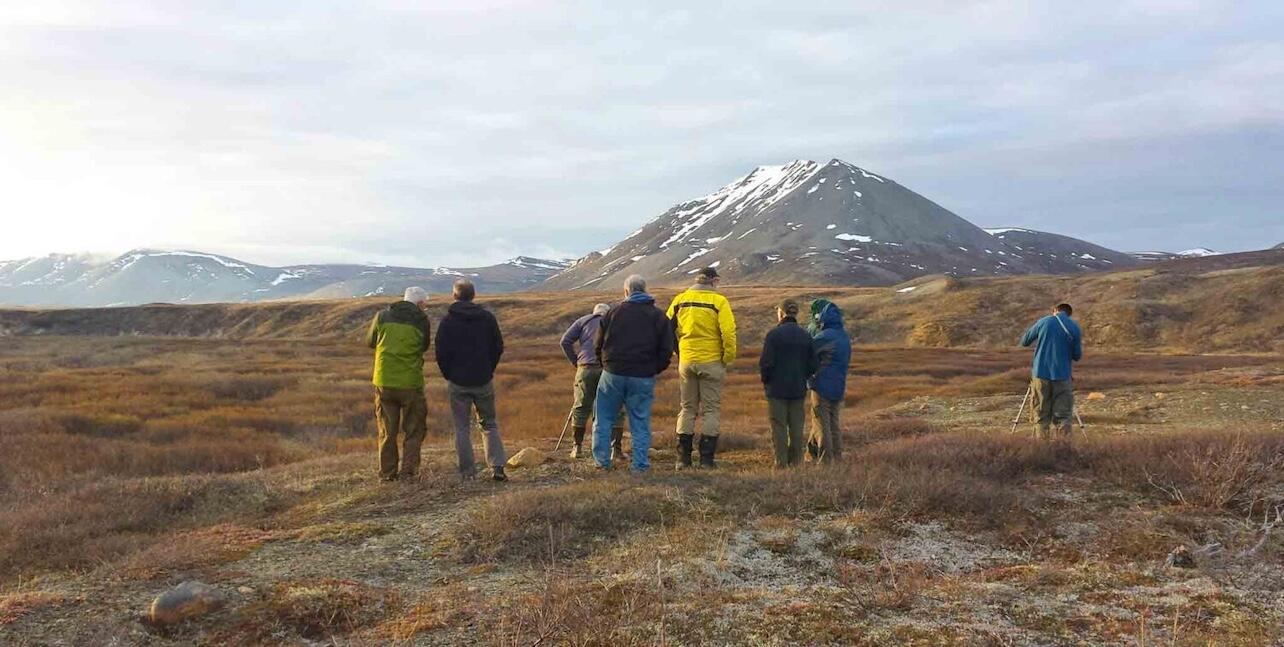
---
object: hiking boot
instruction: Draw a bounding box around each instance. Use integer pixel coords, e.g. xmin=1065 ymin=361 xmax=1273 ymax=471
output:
xmin=675 ymin=434 xmax=694 ymax=470
xmin=492 ymin=467 xmax=508 ymax=482
xmin=570 ymin=424 xmax=587 ymax=459
xmin=698 ymin=435 xmax=718 ymax=469
xmin=610 ymin=427 xmax=627 ymax=462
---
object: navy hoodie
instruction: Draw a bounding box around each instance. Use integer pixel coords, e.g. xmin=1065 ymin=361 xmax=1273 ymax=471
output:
xmin=808 ymin=304 xmax=851 ymax=401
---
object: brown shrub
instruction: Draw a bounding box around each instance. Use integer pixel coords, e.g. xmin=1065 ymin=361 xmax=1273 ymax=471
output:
xmin=219 ymin=579 xmax=399 ymax=642
xmin=1083 ymin=432 xmax=1284 ymax=511
xmin=0 ymin=472 xmax=286 ymax=579
xmin=451 ymin=480 xmax=695 ymax=564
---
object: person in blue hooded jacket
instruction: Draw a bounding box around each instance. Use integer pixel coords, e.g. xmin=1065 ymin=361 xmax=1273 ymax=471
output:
xmin=807 ymin=301 xmax=851 ymax=462
xmin=1019 ymin=303 xmax=1083 ymax=439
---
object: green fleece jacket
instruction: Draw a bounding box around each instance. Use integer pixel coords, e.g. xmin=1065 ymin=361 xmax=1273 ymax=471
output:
xmin=366 ymin=301 xmax=430 ymax=389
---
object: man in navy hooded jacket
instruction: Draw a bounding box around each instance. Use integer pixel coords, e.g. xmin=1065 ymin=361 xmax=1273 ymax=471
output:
xmin=807 ymin=301 xmax=851 ymax=463
xmin=592 ymin=275 xmax=675 ymax=472
xmin=1020 ymin=303 xmax=1083 ymax=439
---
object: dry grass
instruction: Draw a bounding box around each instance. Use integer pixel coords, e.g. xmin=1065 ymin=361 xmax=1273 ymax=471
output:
xmin=214 ymin=578 xmax=400 ymax=644
xmin=0 ymin=286 xmax=1281 ymax=644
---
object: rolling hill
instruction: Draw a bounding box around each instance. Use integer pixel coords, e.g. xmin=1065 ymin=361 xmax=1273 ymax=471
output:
xmin=0 ymin=250 xmax=567 ymax=307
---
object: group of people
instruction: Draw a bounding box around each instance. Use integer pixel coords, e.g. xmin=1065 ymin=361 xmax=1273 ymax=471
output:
xmin=557 ymin=267 xmax=853 ymax=473
xmin=366 ymin=280 xmax=508 ymax=482
xmin=366 ymin=266 xmax=1083 ymax=482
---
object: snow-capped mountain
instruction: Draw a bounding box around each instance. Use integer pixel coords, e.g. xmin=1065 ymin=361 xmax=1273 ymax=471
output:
xmin=544 ymin=159 xmax=1138 ymax=290
xmin=1129 ymin=247 xmax=1224 ymax=262
xmin=1177 ymin=247 xmax=1219 ymax=257
xmin=0 ymin=250 xmax=568 ymax=307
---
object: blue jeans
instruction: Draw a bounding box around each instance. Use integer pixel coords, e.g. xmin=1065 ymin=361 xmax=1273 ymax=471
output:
xmin=592 ymin=371 xmax=655 ymax=471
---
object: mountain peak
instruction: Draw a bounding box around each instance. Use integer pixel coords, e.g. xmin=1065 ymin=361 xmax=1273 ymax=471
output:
xmin=544 ymin=160 xmax=1137 ymax=290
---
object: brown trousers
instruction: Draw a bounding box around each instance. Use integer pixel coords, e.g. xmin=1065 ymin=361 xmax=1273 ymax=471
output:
xmin=374 ymin=386 xmax=428 ymax=480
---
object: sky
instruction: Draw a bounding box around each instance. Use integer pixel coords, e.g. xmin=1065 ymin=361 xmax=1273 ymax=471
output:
xmin=1 ymin=0 xmax=1281 ymax=267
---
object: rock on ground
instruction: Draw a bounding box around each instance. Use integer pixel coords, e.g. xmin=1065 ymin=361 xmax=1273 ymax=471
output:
xmin=148 ymin=581 xmax=226 ymax=625
xmin=506 ymin=447 xmax=549 ymax=468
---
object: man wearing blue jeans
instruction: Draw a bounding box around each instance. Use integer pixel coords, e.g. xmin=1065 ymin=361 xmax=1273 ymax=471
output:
xmin=592 ymin=274 xmax=675 ymax=472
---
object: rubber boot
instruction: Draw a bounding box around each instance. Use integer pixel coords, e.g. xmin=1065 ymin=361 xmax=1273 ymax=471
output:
xmin=570 ymin=425 xmax=586 ymax=459
xmin=698 ymin=435 xmax=718 ymax=469
xmin=610 ymin=427 xmax=627 ymax=462
xmin=675 ymin=434 xmax=694 ymax=470
xmin=492 ymin=466 xmax=508 ymax=482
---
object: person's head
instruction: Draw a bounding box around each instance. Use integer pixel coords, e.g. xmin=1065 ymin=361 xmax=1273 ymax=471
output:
xmin=1055 ymin=303 xmax=1073 ymax=317
xmin=624 ymin=274 xmax=647 ymax=297
xmin=403 ymin=287 xmax=429 ymax=309
xmin=777 ymin=298 xmax=799 ymax=322
xmin=592 ymin=303 xmax=611 ymax=316
xmin=695 ymin=266 xmax=721 ymax=287
xmin=453 ymin=279 xmax=476 ymax=302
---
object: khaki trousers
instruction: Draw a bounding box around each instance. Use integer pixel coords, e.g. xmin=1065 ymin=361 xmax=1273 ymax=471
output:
xmin=1032 ymin=378 xmax=1074 ymax=439
xmin=768 ymin=397 xmax=806 ymax=467
xmin=809 ymin=392 xmax=843 ymax=463
xmin=677 ymin=361 xmax=725 ymax=437
xmin=374 ymin=386 xmax=427 ymax=480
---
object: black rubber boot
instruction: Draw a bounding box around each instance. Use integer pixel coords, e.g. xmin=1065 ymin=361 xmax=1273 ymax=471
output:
xmin=675 ymin=434 xmax=694 ymax=470
xmin=570 ymin=425 xmax=586 ymax=459
xmin=492 ymin=466 xmax=508 ymax=482
xmin=698 ymin=435 xmax=718 ymax=469
xmin=610 ymin=427 xmax=627 ymax=462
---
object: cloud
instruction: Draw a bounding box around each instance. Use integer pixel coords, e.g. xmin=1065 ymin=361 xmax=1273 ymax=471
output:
xmin=1 ymin=0 xmax=1281 ymax=266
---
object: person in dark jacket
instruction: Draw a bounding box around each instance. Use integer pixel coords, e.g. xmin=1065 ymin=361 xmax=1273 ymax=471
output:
xmin=592 ymin=275 xmax=675 ymax=472
xmin=365 ymin=287 xmax=431 ymax=482
xmin=759 ymin=299 xmax=819 ymax=468
xmin=559 ymin=304 xmax=625 ymax=460
xmin=1019 ymin=303 xmax=1083 ymax=440
xmin=435 ymin=279 xmax=508 ymax=481
xmin=807 ymin=301 xmax=851 ymax=463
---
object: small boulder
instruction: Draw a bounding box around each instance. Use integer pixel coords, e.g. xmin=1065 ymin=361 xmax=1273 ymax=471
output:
xmin=506 ymin=447 xmax=549 ymax=469
xmin=1086 ymin=392 xmax=1106 ymax=401
xmin=148 ymin=581 xmax=226 ymax=625
xmin=1165 ymin=545 xmax=1196 ymax=569
xmin=1154 ymin=392 xmax=1167 ymax=400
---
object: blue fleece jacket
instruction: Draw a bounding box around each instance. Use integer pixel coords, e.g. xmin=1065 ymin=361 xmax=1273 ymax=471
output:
xmin=1020 ymin=313 xmax=1083 ymax=381
xmin=808 ymin=304 xmax=851 ymax=401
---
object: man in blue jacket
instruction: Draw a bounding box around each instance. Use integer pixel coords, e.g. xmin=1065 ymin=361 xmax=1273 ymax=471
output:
xmin=1019 ymin=303 xmax=1084 ymax=439
xmin=807 ymin=301 xmax=851 ymax=463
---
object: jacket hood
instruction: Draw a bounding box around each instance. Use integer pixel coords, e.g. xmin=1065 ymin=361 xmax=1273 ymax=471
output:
xmin=625 ymin=292 xmax=655 ymax=305
xmin=819 ymin=303 xmax=844 ymax=329
xmin=448 ymin=300 xmax=489 ymax=320
xmin=392 ymin=300 xmax=423 ymax=315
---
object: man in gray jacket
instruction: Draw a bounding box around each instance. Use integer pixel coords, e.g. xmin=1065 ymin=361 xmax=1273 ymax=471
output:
xmin=560 ymin=304 xmax=626 ymax=459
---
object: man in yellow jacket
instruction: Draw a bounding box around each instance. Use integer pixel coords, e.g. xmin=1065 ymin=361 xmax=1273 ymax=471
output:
xmin=666 ymin=266 xmax=737 ymax=469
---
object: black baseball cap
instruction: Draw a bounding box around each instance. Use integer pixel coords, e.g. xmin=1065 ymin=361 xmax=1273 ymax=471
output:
xmin=699 ymin=266 xmax=720 ymax=279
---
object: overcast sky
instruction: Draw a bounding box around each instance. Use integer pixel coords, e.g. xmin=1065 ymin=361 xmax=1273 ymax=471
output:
xmin=1 ymin=1 xmax=1280 ymax=267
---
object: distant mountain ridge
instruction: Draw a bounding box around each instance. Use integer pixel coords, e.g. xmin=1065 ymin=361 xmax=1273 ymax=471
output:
xmin=0 ymin=250 xmax=568 ymax=307
xmin=543 ymin=159 xmax=1141 ymax=290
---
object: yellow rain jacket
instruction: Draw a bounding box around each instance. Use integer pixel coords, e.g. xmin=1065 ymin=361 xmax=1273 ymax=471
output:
xmin=666 ymin=285 xmax=737 ymax=365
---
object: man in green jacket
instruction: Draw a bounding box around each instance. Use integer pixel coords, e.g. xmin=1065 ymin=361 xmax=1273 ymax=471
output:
xmin=366 ymin=287 xmax=431 ymax=482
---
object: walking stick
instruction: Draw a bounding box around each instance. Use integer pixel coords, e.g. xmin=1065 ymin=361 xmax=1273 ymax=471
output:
xmin=553 ymin=410 xmax=574 ymax=452
xmin=1009 ymin=385 xmax=1032 ymax=434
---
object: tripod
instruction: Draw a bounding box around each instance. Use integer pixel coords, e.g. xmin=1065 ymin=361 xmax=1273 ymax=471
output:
xmin=1010 ymin=384 xmax=1086 ymax=435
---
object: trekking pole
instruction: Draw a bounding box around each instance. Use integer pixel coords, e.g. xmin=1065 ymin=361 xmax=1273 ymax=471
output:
xmin=553 ymin=410 xmax=574 ymax=452
xmin=1009 ymin=386 xmax=1032 ymax=434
